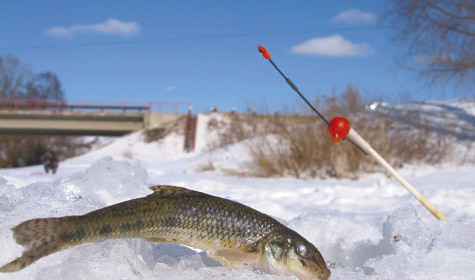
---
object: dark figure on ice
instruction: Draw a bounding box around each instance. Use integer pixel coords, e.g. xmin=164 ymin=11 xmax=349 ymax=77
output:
xmin=43 ymin=151 xmax=59 ymax=174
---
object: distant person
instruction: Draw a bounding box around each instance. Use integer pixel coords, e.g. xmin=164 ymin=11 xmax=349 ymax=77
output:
xmin=43 ymin=151 xmax=59 ymax=174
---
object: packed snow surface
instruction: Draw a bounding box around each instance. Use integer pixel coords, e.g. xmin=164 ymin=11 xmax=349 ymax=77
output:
xmin=0 ymin=99 xmax=474 ymax=280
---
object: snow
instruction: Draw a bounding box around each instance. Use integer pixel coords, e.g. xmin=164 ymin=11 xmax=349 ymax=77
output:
xmin=0 ymin=99 xmax=474 ymax=280
xmin=378 ymin=97 xmax=475 ymax=141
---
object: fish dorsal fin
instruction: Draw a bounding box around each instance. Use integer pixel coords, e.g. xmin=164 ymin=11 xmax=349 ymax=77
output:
xmin=148 ymin=185 xmax=206 ymax=197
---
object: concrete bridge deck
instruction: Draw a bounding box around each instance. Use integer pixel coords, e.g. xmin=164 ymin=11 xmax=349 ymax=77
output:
xmin=0 ymin=110 xmax=182 ymax=136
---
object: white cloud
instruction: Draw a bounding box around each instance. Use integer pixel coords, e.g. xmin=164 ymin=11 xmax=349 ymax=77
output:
xmin=165 ymin=86 xmax=175 ymax=92
xmin=291 ymin=35 xmax=374 ymax=57
xmin=332 ymin=9 xmax=376 ymax=24
xmin=45 ymin=18 xmax=140 ymax=38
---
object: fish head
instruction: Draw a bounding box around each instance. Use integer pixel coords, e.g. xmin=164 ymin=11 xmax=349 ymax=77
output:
xmin=260 ymin=233 xmax=330 ymax=280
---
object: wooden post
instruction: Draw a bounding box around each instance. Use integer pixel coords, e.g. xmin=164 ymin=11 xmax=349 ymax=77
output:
xmin=184 ymin=107 xmax=192 ymax=151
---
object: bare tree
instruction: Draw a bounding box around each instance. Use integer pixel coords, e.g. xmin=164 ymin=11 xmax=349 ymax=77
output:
xmin=383 ymin=0 xmax=475 ymax=84
xmin=0 ymin=55 xmax=70 ymax=168
xmin=24 ymin=72 xmax=65 ymax=100
xmin=0 ymin=54 xmax=31 ymax=99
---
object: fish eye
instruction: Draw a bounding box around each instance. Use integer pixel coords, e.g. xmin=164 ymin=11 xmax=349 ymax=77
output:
xmin=296 ymin=242 xmax=309 ymax=257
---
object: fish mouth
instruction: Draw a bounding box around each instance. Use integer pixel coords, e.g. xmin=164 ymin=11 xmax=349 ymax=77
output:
xmin=317 ymin=264 xmax=331 ymax=280
xmin=319 ymin=269 xmax=331 ymax=280
xmin=294 ymin=270 xmax=331 ymax=280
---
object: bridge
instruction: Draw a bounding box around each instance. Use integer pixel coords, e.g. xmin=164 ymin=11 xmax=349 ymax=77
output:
xmin=0 ymin=99 xmax=191 ymax=136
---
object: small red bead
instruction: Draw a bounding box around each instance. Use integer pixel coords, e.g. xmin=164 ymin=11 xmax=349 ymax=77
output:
xmin=328 ymin=117 xmax=351 ymax=142
xmin=258 ymin=46 xmax=271 ymax=60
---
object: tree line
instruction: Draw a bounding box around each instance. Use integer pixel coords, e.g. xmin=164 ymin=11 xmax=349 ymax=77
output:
xmin=0 ymin=54 xmax=86 ymax=168
xmin=0 ymin=54 xmax=64 ymax=100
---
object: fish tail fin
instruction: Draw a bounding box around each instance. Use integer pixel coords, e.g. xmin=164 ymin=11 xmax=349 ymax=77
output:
xmin=1 ymin=217 xmax=67 ymax=272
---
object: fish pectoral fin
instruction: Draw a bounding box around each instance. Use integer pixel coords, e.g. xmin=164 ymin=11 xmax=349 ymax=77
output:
xmin=206 ymin=249 xmax=257 ymax=270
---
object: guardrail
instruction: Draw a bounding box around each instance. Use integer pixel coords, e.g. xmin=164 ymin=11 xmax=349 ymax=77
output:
xmin=0 ymin=99 xmax=191 ymax=113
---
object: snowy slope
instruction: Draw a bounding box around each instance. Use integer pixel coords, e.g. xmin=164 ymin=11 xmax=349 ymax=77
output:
xmin=371 ymin=97 xmax=475 ymax=141
xmin=0 ymin=99 xmax=474 ymax=280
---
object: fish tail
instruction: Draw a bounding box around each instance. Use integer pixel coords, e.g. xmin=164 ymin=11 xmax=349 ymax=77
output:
xmin=1 ymin=217 xmax=67 ymax=272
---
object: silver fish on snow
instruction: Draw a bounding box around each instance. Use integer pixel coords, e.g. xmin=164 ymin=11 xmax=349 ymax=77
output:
xmin=1 ymin=185 xmax=330 ymax=280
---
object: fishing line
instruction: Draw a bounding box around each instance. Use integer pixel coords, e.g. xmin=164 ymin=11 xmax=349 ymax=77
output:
xmin=258 ymin=45 xmax=368 ymax=153
xmin=259 ymin=46 xmax=332 ymax=127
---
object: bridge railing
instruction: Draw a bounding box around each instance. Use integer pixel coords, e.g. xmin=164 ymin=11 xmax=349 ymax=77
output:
xmin=0 ymin=99 xmax=190 ymax=114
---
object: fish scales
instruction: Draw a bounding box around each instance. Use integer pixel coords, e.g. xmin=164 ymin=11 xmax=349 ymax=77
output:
xmin=64 ymin=191 xmax=279 ymax=250
xmin=0 ymin=185 xmax=330 ymax=280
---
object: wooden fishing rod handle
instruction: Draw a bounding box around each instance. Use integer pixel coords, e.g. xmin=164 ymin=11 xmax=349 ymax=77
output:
xmin=346 ymin=128 xmax=448 ymax=221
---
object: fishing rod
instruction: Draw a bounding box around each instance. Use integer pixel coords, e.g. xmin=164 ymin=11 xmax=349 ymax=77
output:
xmin=257 ymin=45 xmax=448 ymax=221
xmin=258 ymin=46 xmax=366 ymax=153
xmin=259 ymin=46 xmax=331 ymax=127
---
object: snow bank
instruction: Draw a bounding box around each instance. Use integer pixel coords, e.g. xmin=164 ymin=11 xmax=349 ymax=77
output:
xmin=289 ymin=204 xmax=475 ymax=279
xmin=1 ymin=158 xmax=474 ymax=280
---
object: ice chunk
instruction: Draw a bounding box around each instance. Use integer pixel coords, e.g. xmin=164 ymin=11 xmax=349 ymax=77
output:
xmin=0 ymin=177 xmax=23 ymax=212
xmin=288 ymin=211 xmax=384 ymax=271
xmin=292 ymin=205 xmax=475 ymax=279
xmin=33 ymin=240 xmax=155 ymax=280
xmin=365 ymin=205 xmax=475 ymax=279
xmin=69 ymin=156 xmax=149 ymax=205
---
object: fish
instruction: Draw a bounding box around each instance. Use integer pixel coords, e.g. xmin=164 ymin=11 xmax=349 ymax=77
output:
xmin=0 ymin=185 xmax=330 ymax=280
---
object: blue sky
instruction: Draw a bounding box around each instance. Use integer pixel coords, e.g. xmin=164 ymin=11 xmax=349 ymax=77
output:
xmin=0 ymin=0 xmax=471 ymax=113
